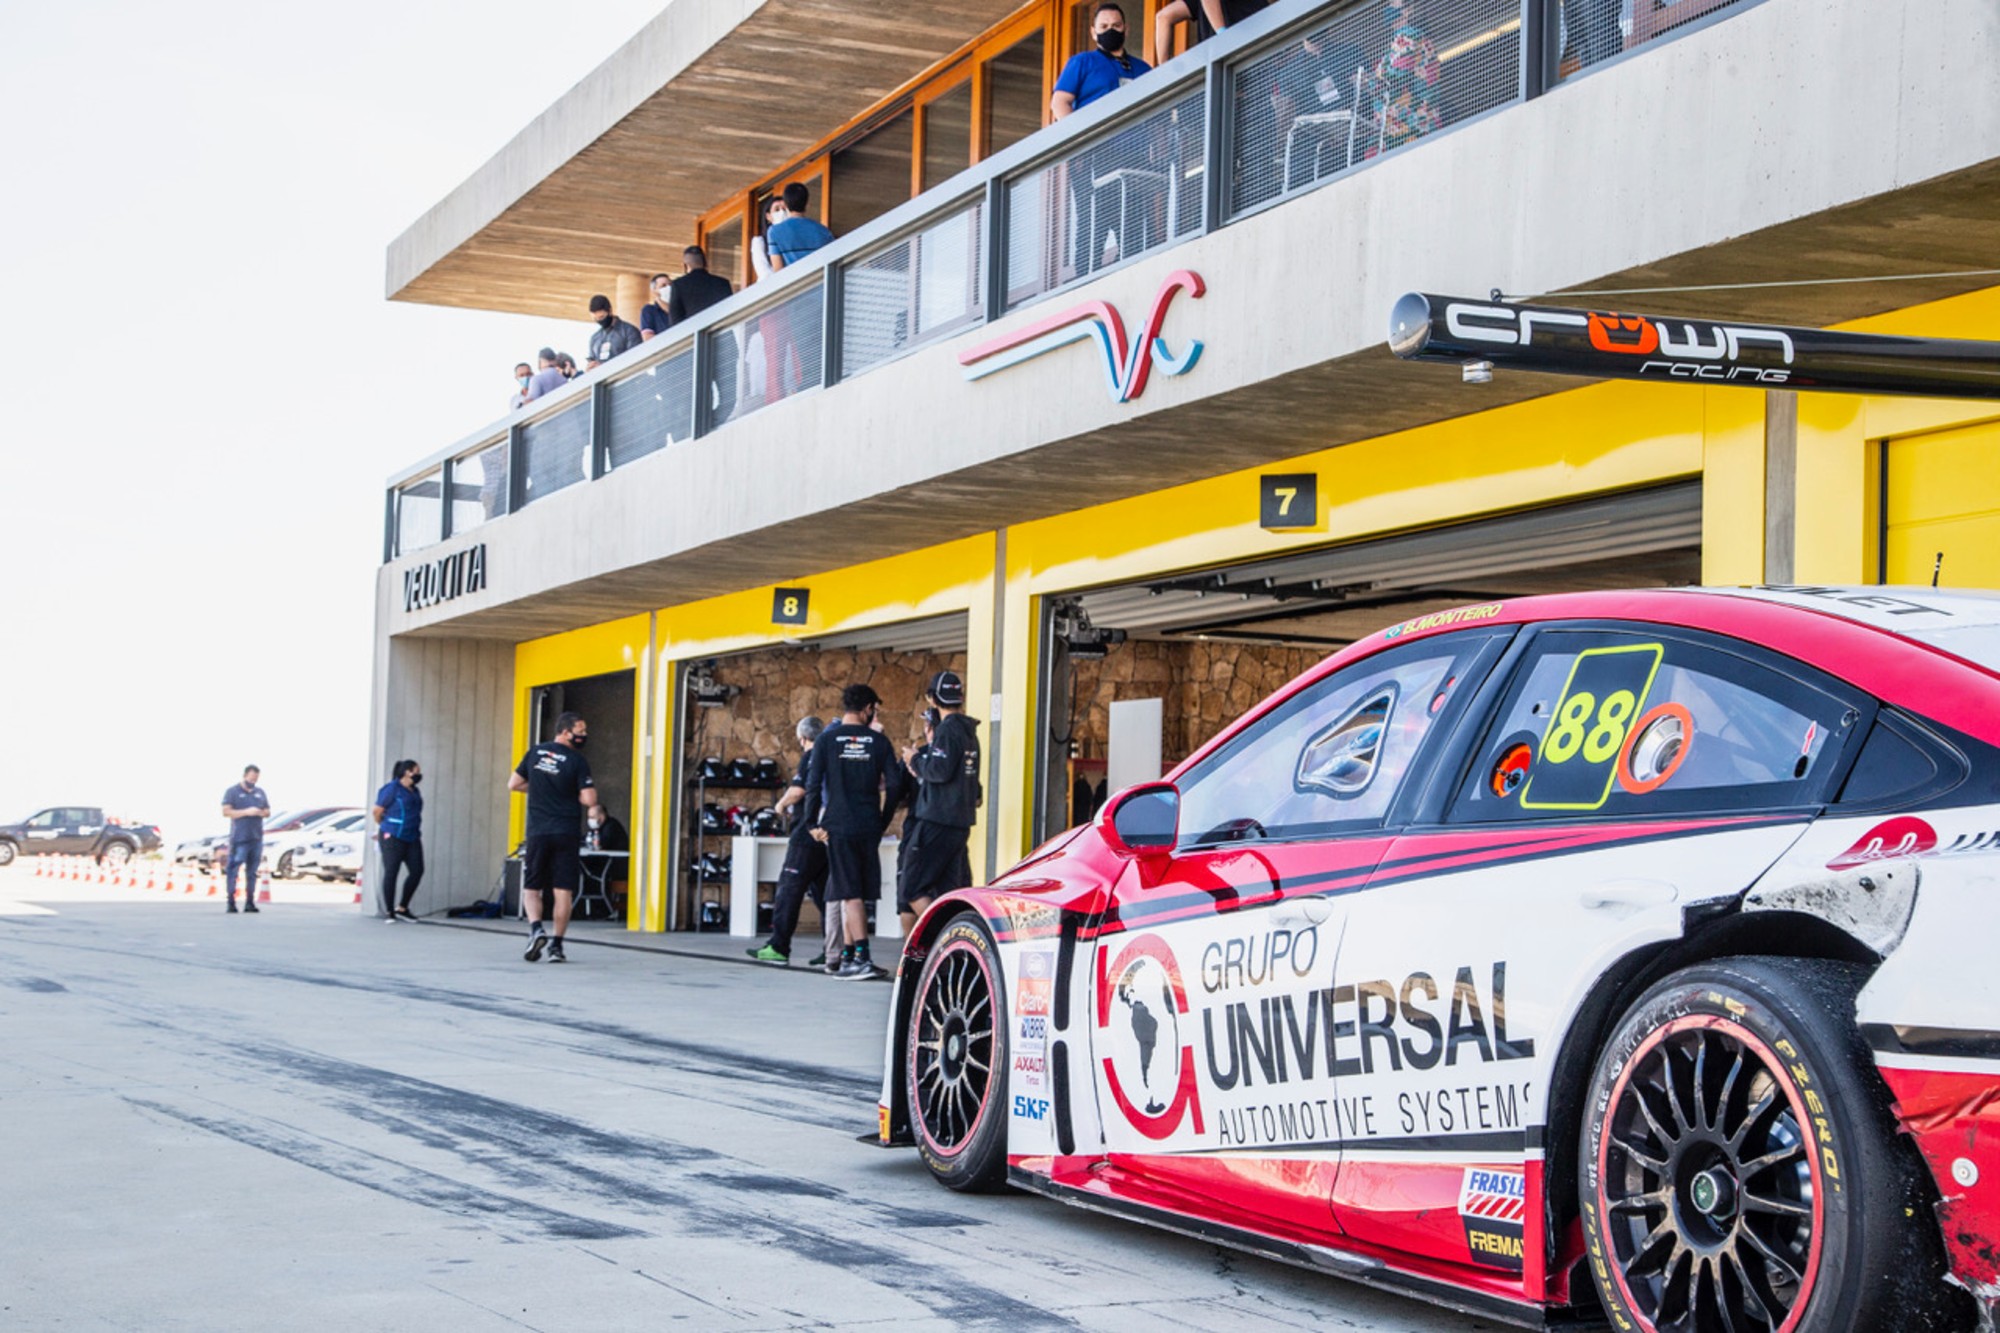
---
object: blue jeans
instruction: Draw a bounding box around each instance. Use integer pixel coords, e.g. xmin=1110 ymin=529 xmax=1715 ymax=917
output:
xmin=227 ymin=839 xmax=262 ymax=902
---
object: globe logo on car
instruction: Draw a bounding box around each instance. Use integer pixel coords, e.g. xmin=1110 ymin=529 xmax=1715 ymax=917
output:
xmin=1096 ymin=933 xmax=1206 ymax=1140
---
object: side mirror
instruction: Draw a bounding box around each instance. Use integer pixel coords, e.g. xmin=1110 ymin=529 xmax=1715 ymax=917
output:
xmin=1101 ymin=782 xmax=1180 ymax=858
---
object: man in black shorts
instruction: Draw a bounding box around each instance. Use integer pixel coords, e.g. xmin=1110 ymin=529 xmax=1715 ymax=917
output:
xmin=898 ymin=671 xmax=983 ymax=934
xmin=805 ymin=684 xmax=906 ymax=979
xmin=507 ymin=710 xmax=598 ymax=963
xmin=747 ymin=715 xmax=826 ymax=965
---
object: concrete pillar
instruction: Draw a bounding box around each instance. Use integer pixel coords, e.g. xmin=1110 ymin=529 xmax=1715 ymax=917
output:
xmin=1762 ymin=391 xmax=1798 ymax=584
xmin=615 ymin=272 xmax=651 ymax=329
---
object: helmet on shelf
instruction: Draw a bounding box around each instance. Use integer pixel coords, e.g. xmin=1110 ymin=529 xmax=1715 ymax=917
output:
xmin=698 ymin=756 xmax=726 ymax=783
xmin=698 ymin=802 xmax=726 ymax=834
xmin=749 ymin=807 xmax=785 ymax=836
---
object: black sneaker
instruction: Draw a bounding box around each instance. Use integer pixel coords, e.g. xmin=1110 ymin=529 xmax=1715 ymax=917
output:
xmin=524 ymin=923 xmax=549 ymax=963
xmin=226 ymin=901 xmax=239 ymax=914
xmin=395 ymin=907 xmax=419 ymax=921
xmin=243 ymin=902 xmax=260 ymax=914
xmin=547 ymin=939 xmax=567 ymax=964
xmin=385 ymin=912 xmax=402 ymax=923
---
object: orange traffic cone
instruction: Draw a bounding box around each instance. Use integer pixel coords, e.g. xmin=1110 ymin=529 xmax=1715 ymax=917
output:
xmin=256 ymin=870 xmax=272 ymax=905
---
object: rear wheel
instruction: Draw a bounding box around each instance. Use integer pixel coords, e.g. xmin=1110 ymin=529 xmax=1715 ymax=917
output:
xmin=906 ymin=914 xmax=1009 ymax=1191
xmin=276 ymin=850 xmax=297 ymax=879
xmin=100 ymin=840 xmax=134 ymax=867
xmin=1579 ymin=957 xmax=1965 ymax=1333
xmin=0 ymin=840 xmax=15 ymax=867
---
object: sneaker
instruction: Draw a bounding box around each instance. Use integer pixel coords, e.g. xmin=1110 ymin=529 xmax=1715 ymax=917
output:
xmin=243 ymin=903 xmax=260 ymax=914
xmin=837 ymin=956 xmax=882 ymax=980
xmin=747 ymin=945 xmax=788 ymax=965
xmin=395 ymin=907 xmax=419 ymax=921
xmin=807 ymin=953 xmax=825 ymax=969
xmin=524 ymin=923 xmax=549 ymax=963
xmin=385 ymin=912 xmax=401 ymax=923
xmin=547 ymin=939 xmax=567 ymax=964
xmin=226 ymin=901 xmax=239 ymax=914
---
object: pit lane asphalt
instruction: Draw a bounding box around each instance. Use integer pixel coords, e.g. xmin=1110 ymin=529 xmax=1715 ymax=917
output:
xmin=0 ymin=880 xmax=1497 ymax=1331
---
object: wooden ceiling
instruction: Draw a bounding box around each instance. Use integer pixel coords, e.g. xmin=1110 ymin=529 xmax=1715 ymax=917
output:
xmin=390 ymin=0 xmax=1034 ymax=320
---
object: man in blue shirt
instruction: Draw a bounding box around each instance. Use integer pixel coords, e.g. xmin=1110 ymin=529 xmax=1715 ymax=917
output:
xmin=372 ymin=759 xmax=425 ymax=921
xmin=1051 ymin=3 xmax=1153 ymax=277
xmin=220 ymin=765 xmax=270 ymax=914
xmin=639 ymin=273 xmax=674 ymax=341
xmin=765 ymin=182 xmax=834 ymax=271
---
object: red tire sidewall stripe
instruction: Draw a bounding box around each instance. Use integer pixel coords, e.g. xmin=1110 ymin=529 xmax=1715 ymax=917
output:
xmin=909 ymin=932 xmax=1000 ymax=1164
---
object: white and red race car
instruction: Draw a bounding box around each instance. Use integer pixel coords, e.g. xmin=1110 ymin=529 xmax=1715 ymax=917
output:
xmin=879 ymin=586 xmax=2000 ymax=1331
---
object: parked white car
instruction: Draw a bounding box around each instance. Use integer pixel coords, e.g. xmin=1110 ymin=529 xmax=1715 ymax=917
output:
xmin=291 ymin=812 xmax=368 ymax=883
xmin=264 ymin=807 xmax=363 ymax=878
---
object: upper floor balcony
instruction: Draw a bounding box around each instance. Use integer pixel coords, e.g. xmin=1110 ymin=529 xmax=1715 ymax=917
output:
xmin=382 ymin=0 xmax=2000 ymax=634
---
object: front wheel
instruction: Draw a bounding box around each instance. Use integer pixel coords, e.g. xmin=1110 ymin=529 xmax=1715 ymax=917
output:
xmin=276 ymin=850 xmax=296 ymax=879
xmin=906 ymin=914 xmax=1009 ymax=1192
xmin=1579 ymin=957 xmax=1965 ymax=1333
xmin=0 ymin=840 xmax=15 ymax=867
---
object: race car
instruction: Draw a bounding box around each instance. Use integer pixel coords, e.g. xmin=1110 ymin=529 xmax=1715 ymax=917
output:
xmin=878 ymin=585 xmax=2000 ymax=1332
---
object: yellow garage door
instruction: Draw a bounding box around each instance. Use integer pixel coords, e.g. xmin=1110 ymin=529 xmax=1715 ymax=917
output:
xmin=1885 ymin=421 xmax=2000 ymax=587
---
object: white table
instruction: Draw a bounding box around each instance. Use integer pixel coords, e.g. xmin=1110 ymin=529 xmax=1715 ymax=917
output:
xmin=727 ymin=835 xmax=902 ymax=939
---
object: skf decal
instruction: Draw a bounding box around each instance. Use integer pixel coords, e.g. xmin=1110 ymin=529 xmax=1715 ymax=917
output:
xmin=1828 ymin=816 xmax=1938 ymax=870
xmin=1012 ymin=1095 xmax=1050 ymax=1122
xmin=958 ymin=271 xmax=1204 ymax=402
xmin=1383 ymin=602 xmax=1503 ymax=640
xmin=1458 ymin=1168 xmax=1526 ymax=1272
xmin=1097 ymin=933 xmax=1206 ymax=1140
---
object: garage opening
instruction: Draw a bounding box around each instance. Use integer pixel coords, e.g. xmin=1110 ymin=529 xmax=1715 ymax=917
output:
xmin=529 ymin=668 xmax=636 ymax=919
xmin=1031 ymin=483 xmax=1703 ymax=843
xmin=670 ymin=613 xmax=970 ymax=935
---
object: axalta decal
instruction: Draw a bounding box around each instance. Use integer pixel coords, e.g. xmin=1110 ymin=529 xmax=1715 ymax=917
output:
xmin=958 ymin=271 xmax=1204 ymax=402
xmin=1383 ymin=603 xmax=1503 ymax=640
xmin=1100 ymin=925 xmax=1538 ymax=1151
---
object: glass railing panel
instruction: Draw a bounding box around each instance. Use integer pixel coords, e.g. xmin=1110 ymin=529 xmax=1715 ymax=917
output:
xmin=396 ymin=471 xmax=444 ymax=555
xmin=605 ymin=347 xmax=695 ymax=471
xmin=704 ymin=280 xmax=824 ymax=428
xmin=1003 ymin=82 xmax=1207 ymax=310
xmin=841 ymin=197 xmax=986 ymax=379
xmin=1228 ymin=0 xmax=1523 ymax=218
xmin=519 ymin=399 xmax=592 ymax=508
xmin=446 ymin=438 xmax=509 ymax=534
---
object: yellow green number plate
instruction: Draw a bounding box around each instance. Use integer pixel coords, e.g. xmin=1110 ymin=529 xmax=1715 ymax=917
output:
xmin=1520 ymin=643 xmax=1664 ymax=811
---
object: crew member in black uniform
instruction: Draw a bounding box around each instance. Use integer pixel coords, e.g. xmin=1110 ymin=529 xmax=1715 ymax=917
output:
xmin=897 ymin=671 xmax=983 ymax=934
xmin=805 ymin=684 xmax=906 ymax=980
xmin=747 ymin=715 xmax=827 ymax=965
xmin=506 ymin=710 xmax=598 ymax=963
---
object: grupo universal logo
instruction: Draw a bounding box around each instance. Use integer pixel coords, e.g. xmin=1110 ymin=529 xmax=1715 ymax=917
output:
xmin=1095 ymin=933 xmax=1205 ymax=1140
xmin=958 ymin=271 xmax=1204 ymax=402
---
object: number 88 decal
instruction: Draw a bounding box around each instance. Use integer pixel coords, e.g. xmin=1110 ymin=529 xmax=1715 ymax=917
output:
xmin=1522 ymin=644 xmax=1667 ymax=811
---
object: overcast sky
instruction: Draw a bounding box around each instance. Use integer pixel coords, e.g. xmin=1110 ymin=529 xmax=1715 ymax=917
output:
xmin=0 ymin=2 xmax=665 ymax=843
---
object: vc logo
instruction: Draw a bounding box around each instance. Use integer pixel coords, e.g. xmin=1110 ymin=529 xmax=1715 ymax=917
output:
xmin=958 ymin=271 xmax=1205 ymax=402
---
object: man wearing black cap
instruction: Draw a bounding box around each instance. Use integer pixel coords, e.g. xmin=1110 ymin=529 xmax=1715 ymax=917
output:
xmin=585 ymin=294 xmax=641 ymax=370
xmin=805 ymin=684 xmax=907 ymax=979
xmin=897 ymin=670 xmax=983 ymax=935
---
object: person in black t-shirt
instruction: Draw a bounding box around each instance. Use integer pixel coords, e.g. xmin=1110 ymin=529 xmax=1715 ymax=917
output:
xmin=805 ymin=684 xmax=907 ymax=980
xmin=747 ymin=715 xmax=828 ymax=966
xmin=897 ymin=671 xmax=983 ymax=935
xmin=507 ymin=710 xmax=599 ymax=963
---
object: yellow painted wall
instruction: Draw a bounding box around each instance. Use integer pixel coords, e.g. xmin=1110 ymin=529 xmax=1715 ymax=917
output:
xmin=1886 ymin=421 xmax=2000 ymax=587
xmin=512 ymin=612 xmax=654 ymax=925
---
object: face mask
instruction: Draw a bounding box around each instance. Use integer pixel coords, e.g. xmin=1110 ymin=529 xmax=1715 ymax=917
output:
xmin=517 ymin=374 xmax=531 ymax=386
xmin=595 ymin=313 xmax=612 ymax=326
xmin=410 ymin=773 xmax=423 ymax=786
xmin=1095 ymin=27 xmax=1124 ymax=53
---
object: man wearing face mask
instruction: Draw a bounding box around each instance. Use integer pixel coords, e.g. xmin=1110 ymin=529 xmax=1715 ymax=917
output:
xmin=585 ymin=294 xmax=641 ymax=371
xmin=372 ymin=759 xmax=425 ymax=921
xmin=507 ymin=711 xmax=599 ymax=963
xmin=804 ymin=685 xmax=907 ymax=980
xmin=639 ymin=273 xmax=674 ymax=341
xmin=508 ymin=362 xmax=534 ymax=411
xmin=1051 ymin=3 xmax=1152 ymax=276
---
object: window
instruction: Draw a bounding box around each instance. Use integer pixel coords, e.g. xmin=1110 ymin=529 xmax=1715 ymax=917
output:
xmin=1452 ymin=629 xmax=1858 ymax=823
xmin=1177 ymin=634 xmax=1497 ymax=847
xmin=26 ymin=810 xmax=58 ymax=828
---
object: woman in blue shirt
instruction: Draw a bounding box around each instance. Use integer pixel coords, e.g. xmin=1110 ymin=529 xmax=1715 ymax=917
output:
xmin=372 ymin=759 xmax=424 ymax=921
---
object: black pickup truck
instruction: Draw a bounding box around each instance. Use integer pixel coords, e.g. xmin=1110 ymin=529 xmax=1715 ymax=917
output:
xmin=0 ymin=807 xmax=163 ymax=867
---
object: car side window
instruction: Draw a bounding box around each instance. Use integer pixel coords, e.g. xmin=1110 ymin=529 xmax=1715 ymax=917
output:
xmin=1176 ymin=633 xmax=1496 ymax=848
xmin=1451 ymin=629 xmax=1855 ymax=823
xmin=26 ymin=810 xmax=58 ymax=828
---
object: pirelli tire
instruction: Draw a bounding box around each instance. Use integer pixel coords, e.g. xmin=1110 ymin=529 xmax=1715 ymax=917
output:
xmin=906 ymin=913 xmax=1009 ymax=1193
xmin=1578 ymin=957 xmax=1967 ymax=1333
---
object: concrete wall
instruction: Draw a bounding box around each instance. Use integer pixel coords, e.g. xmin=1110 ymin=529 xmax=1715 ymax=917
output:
xmin=364 ymin=635 xmax=516 ymax=916
xmin=380 ymin=0 xmax=2000 ymax=647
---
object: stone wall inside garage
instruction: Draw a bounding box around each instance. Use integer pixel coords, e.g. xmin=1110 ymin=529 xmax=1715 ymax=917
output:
xmin=1067 ymin=639 xmax=1328 ymax=772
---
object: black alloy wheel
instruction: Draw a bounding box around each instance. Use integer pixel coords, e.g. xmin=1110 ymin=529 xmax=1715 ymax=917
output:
xmin=907 ymin=914 xmax=1009 ymax=1191
xmin=1579 ymin=957 xmax=1968 ymax=1333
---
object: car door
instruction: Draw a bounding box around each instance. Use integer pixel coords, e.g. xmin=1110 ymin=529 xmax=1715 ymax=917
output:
xmin=59 ymin=807 xmax=105 ymax=855
xmin=1087 ymin=629 xmax=1510 ymax=1242
xmin=1325 ymin=622 xmax=1866 ymax=1292
xmin=20 ymin=809 xmax=63 ymax=851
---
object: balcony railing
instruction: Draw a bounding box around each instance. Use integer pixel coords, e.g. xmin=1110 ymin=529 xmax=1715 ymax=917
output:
xmin=386 ymin=0 xmax=1761 ymax=562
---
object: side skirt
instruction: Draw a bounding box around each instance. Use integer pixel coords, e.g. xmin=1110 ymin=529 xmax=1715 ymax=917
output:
xmin=1005 ymin=1166 xmax=1583 ymax=1330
